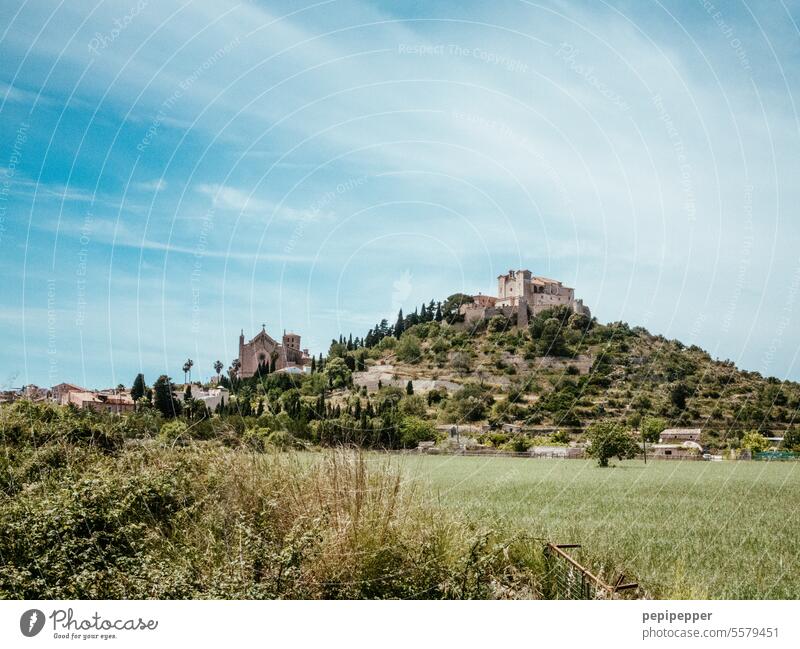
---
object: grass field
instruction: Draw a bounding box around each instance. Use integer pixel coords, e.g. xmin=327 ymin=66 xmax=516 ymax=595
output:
xmin=390 ymin=455 xmax=800 ymax=599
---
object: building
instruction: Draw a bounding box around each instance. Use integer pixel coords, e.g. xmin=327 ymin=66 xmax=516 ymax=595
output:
xmin=460 ymin=269 xmax=590 ymax=327
xmin=659 ymin=428 xmax=702 ymax=443
xmin=238 ymin=325 xmax=311 ymax=379
xmin=51 ymin=382 xmax=88 ymax=405
xmin=64 ymin=390 xmax=135 ymax=414
xmin=496 ymin=270 xmax=588 ymax=316
xmin=650 ymin=443 xmax=702 ymax=460
xmin=182 ymin=385 xmax=229 ymax=411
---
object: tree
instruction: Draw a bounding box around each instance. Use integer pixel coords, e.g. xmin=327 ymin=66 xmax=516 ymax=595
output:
xmin=783 ymin=426 xmax=800 ymax=451
xmin=131 ymin=373 xmax=146 ymax=403
xmin=535 ymin=318 xmax=570 ymax=356
xmin=229 ymin=358 xmax=241 ymax=378
xmin=280 ymin=389 xmax=302 ymax=419
xmin=153 ymin=375 xmax=182 ymax=419
xmin=324 ymin=357 xmax=352 ymax=389
xmin=182 ymin=358 xmax=194 ymax=383
xmin=741 ymin=430 xmax=767 ymax=453
xmin=670 ymin=382 xmax=691 ymax=410
xmin=213 ymin=360 xmax=223 ymax=379
xmin=640 ymin=416 xmax=667 ymax=443
xmin=394 ymin=309 xmax=405 ymax=337
xmin=398 ymin=416 xmax=437 ymax=448
xmin=585 ymin=422 xmax=638 ymax=467
xmin=406 ymin=380 xmax=414 ymax=395
xmin=442 ymin=293 xmax=474 ymax=322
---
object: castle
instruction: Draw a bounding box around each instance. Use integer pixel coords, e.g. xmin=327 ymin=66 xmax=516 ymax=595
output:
xmin=460 ymin=269 xmax=590 ymax=327
xmin=238 ymin=325 xmax=311 ymax=378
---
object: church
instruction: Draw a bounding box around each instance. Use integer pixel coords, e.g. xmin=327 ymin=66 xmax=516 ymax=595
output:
xmin=238 ymin=325 xmax=311 ymax=378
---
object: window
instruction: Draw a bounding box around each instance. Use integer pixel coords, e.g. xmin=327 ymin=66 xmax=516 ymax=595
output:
xmin=665 ymin=450 xmax=672 ymax=455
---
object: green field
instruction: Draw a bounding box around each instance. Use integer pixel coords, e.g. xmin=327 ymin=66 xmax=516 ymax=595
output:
xmin=391 ymin=455 xmax=800 ymax=598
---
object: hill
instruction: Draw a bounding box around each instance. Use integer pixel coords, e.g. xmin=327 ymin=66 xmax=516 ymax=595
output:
xmin=325 ymin=300 xmax=800 ymax=453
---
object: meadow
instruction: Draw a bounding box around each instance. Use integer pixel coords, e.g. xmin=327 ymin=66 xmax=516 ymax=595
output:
xmin=395 ymin=455 xmax=800 ymax=598
xmin=2 ymin=395 xmax=798 ymax=599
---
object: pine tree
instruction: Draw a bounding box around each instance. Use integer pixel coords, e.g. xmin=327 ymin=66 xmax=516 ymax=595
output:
xmin=435 ymin=302 xmax=443 ymax=322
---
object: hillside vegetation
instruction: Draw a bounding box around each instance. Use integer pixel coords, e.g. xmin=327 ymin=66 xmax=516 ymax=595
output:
xmin=321 ymin=301 xmax=800 ymax=453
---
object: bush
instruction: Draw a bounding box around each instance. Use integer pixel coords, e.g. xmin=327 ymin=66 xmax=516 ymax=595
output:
xmin=266 ymin=430 xmax=303 ymax=451
xmin=741 ymin=430 xmax=767 ymax=453
xmin=487 ymin=315 xmax=510 ymax=333
xmin=396 ymin=335 xmax=422 ymax=363
xmin=398 ymin=416 xmax=438 ymax=448
xmin=159 ymin=419 xmax=189 ymax=444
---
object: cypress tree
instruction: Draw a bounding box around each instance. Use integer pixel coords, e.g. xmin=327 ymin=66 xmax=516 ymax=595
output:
xmin=131 ymin=373 xmax=146 ymax=402
xmin=394 ymin=309 xmax=404 ymax=337
xmin=153 ymin=375 xmax=181 ymax=418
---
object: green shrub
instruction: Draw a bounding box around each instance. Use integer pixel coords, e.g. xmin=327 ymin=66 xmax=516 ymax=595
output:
xmin=159 ymin=419 xmax=189 ymax=444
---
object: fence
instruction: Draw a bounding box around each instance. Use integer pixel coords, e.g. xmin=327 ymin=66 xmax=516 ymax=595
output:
xmin=543 ymin=543 xmax=639 ymax=599
xmin=753 ymin=451 xmax=799 ymax=461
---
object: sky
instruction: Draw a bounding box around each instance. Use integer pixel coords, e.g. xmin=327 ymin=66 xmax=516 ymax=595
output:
xmin=1 ymin=0 xmax=799 ymax=388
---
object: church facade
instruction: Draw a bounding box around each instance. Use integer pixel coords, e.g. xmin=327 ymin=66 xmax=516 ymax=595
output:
xmin=238 ymin=326 xmax=311 ymax=378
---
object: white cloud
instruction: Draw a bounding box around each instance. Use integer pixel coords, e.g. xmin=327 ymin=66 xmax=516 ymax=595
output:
xmin=135 ymin=178 xmax=167 ymax=192
xmin=195 ymin=183 xmax=270 ymax=213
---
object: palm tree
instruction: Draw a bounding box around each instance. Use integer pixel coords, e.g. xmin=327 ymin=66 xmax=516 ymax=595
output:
xmin=229 ymin=358 xmax=241 ymax=378
xmin=182 ymin=358 xmax=194 ymax=384
xmin=213 ymin=360 xmax=223 ymax=380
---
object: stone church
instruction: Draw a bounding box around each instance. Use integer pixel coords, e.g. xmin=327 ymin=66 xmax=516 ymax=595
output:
xmin=238 ymin=325 xmax=311 ymax=378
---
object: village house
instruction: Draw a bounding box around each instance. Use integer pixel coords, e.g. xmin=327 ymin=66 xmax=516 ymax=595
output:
xmin=182 ymin=385 xmax=229 ymax=411
xmin=238 ymin=325 xmax=311 ymax=378
xmin=659 ymin=428 xmax=702 ymax=443
xmin=649 ymin=443 xmax=702 ymax=460
xmin=50 ymin=382 xmax=88 ymax=404
xmin=63 ymin=390 xmax=135 ymax=414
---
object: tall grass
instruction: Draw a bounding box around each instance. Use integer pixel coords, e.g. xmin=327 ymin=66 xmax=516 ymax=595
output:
xmin=0 ymin=444 xmax=546 ymax=599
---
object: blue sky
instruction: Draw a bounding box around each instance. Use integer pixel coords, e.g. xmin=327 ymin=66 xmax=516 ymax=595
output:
xmin=1 ymin=0 xmax=799 ymax=388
